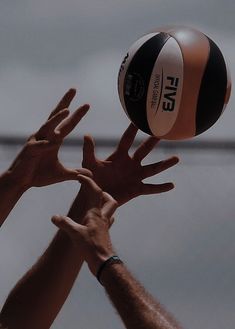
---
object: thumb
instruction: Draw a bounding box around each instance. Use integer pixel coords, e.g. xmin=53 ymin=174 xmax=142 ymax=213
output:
xmin=82 ymin=135 xmax=96 ymax=166
xmin=51 ymin=215 xmax=80 ymax=237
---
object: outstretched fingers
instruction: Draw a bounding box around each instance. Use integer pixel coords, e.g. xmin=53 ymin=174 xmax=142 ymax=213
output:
xmin=82 ymin=135 xmax=96 ymax=166
xmin=56 ymin=104 xmax=90 ymax=138
xmin=133 ymin=136 xmax=160 ymax=162
xmin=141 ymin=156 xmax=179 ymax=179
xmin=116 ymin=123 xmax=138 ymax=153
xmin=36 ymin=109 xmax=70 ymax=140
xmin=140 ymin=182 xmax=175 ymax=195
xmin=48 ymin=88 xmax=76 ymax=119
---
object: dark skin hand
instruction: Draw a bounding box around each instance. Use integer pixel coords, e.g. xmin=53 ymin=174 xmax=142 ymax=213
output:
xmin=82 ymin=123 xmax=179 ymax=205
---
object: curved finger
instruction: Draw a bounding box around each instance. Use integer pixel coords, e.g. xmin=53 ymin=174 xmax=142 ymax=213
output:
xmin=141 ymin=156 xmax=179 ymax=179
xmin=37 ymin=109 xmax=70 ymax=140
xmin=77 ymin=174 xmax=103 ymax=208
xmin=51 ymin=215 xmax=79 ymax=236
xmin=76 ymin=168 xmax=93 ymax=178
xmin=54 ymin=168 xmax=92 ymax=184
xmin=57 ymin=104 xmax=90 ymax=138
xmin=82 ymin=135 xmax=96 ymax=166
xmin=140 ymin=182 xmax=175 ymax=195
xmin=48 ymin=88 xmax=76 ymax=119
xmin=116 ymin=123 xmax=138 ymax=152
xmin=101 ymin=192 xmax=118 ymax=218
xmin=77 ymin=174 xmax=102 ymax=192
xmin=133 ymin=136 xmax=160 ymax=162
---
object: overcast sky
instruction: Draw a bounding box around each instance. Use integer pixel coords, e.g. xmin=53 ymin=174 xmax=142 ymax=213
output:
xmin=0 ymin=0 xmax=234 ymax=139
xmin=0 ymin=1 xmax=235 ymax=329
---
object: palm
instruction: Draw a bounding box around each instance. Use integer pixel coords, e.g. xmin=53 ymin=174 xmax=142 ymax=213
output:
xmin=27 ymin=145 xmax=67 ymax=187
xmin=82 ymin=124 xmax=179 ymax=205
xmin=91 ymin=155 xmax=144 ymax=204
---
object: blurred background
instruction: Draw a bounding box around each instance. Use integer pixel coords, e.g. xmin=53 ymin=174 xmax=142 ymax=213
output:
xmin=0 ymin=1 xmax=234 ymax=328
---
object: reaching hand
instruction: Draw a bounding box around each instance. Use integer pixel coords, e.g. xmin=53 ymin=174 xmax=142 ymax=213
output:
xmin=8 ymin=89 xmax=91 ymax=189
xmin=52 ymin=175 xmax=117 ymax=275
xmin=82 ymin=123 xmax=179 ymax=205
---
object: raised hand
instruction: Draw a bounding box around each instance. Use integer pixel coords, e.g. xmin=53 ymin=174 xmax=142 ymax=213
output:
xmin=52 ymin=175 xmax=118 ymax=274
xmin=82 ymin=123 xmax=179 ymax=205
xmin=8 ymin=89 xmax=91 ymax=189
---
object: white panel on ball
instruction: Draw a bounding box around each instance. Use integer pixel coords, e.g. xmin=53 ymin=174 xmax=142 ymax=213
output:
xmin=118 ymin=32 xmax=160 ymax=118
xmin=146 ymin=37 xmax=184 ymax=137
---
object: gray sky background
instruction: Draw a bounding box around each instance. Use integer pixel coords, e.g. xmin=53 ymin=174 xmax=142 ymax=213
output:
xmin=0 ymin=1 xmax=235 ymax=329
xmin=0 ymin=0 xmax=234 ymax=139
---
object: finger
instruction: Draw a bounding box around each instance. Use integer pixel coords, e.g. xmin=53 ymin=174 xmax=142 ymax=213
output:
xmin=78 ymin=174 xmax=102 ymax=191
xmin=141 ymin=156 xmax=179 ymax=179
xmin=51 ymin=165 xmax=92 ymax=183
xmin=108 ymin=216 xmax=115 ymax=228
xmin=116 ymin=123 xmax=138 ymax=152
xmin=48 ymin=88 xmax=76 ymax=119
xmin=140 ymin=182 xmax=175 ymax=195
xmin=37 ymin=109 xmax=70 ymax=140
xmin=51 ymin=215 xmax=80 ymax=236
xmin=59 ymin=168 xmax=92 ymax=182
xmin=56 ymin=104 xmax=90 ymax=138
xmin=77 ymin=174 xmax=103 ymax=208
xmin=101 ymin=192 xmax=118 ymax=218
xmin=76 ymin=168 xmax=93 ymax=178
xmin=82 ymin=135 xmax=96 ymax=166
xmin=133 ymin=136 xmax=160 ymax=162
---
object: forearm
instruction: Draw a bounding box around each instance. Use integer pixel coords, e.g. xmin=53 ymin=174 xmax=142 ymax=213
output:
xmin=100 ymin=262 xmax=182 ymax=329
xmin=0 ymin=231 xmax=83 ymax=328
xmin=0 ymin=171 xmax=27 ymax=227
xmin=0 ymin=190 xmax=86 ymax=329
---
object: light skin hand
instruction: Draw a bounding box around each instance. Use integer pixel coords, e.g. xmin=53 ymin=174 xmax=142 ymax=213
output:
xmin=52 ymin=176 xmax=182 ymax=329
xmin=52 ymin=175 xmax=117 ymax=275
xmin=82 ymin=123 xmax=179 ymax=206
xmin=0 ymin=175 xmax=117 ymax=329
xmin=7 ymin=88 xmax=91 ymax=190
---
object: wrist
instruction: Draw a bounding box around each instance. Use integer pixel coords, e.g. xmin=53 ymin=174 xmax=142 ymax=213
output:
xmin=0 ymin=170 xmax=28 ymax=193
xmin=96 ymin=255 xmax=123 ymax=284
xmin=87 ymin=249 xmax=115 ymax=277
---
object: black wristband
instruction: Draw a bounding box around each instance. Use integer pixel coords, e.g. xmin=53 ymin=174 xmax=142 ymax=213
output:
xmin=96 ymin=255 xmax=123 ymax=284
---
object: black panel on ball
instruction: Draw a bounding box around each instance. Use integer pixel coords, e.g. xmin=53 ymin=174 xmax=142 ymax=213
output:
xmin=196 ymin=37 xmax=227 ymax=135
xmin=123 ymin=33 xmax=170 ymax=135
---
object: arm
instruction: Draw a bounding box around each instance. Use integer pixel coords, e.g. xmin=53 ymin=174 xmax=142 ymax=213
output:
xmin=50 ymin=189 xmax=182 ymax=329
xmin=0 ymin=126 xmax=179 ymax=328
xmin=0 ymin=88 xmax=91 ymax=227
xmin=0 ymin=171 xmax=27 ymax=227
xmin=0 ymin=176 xmax=107 ymax=329
xmin=0 ymin=189 xmax=86 ymax=329
xmin=100 ymin=263 xmax=181 ymax=329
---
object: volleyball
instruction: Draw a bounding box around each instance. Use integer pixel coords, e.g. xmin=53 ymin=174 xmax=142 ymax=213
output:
xmin=118 ymin=26 xmax=231 ymax=140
